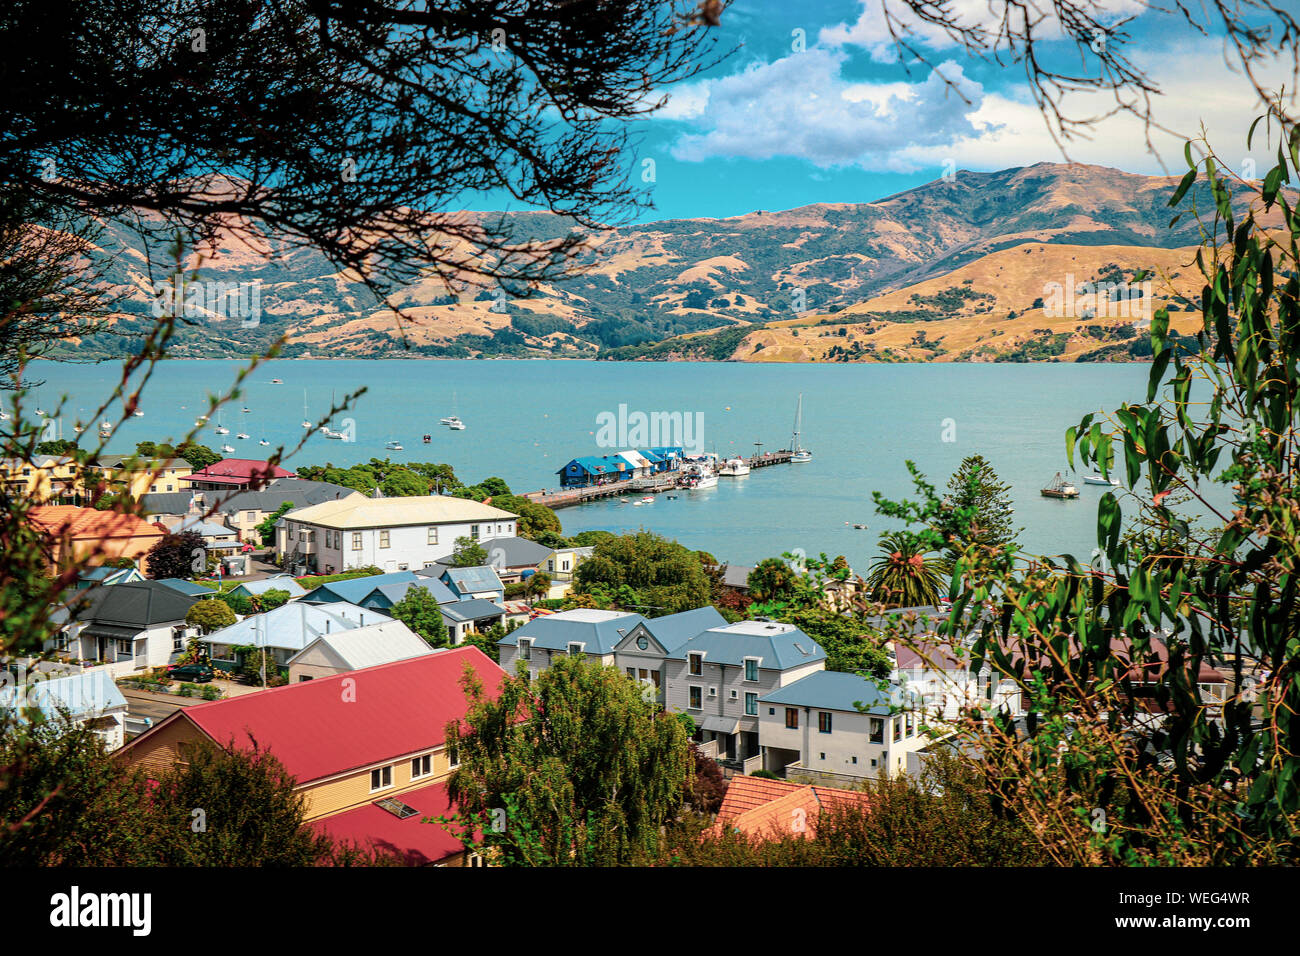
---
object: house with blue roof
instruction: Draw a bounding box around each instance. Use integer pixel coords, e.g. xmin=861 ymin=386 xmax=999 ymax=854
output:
xmin=226 ymin=574 xmax=307 ymax=603
xmin=199 ymin=601 xmax=394 ymax=669
xmin=75 ymin=565 xmax=145 ymax=589
xmin=499 ymin=609 xmax=650 ymax=674
xmin=759 ymin=670 xmax=926 ymax=783
xmin=663 ymin=620 xmax=826 ymax=768
xmin=555 ymin=454 xmax=637 ymax=489
xmin=298 ymin=571 xmax=422 ymax=606
xmin=441 ymin=566 xmax=505 ymax=603
xmin=0 ymin=669 xmax=130 ymax=751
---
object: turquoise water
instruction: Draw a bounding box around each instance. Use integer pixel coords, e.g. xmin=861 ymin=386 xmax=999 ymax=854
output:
xmin=23 ymin=358 xmax=1230 ymax=568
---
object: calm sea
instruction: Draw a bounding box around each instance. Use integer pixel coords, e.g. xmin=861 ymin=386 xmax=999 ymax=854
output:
xmin=24 ymin=358 xmax=1230 ymax=569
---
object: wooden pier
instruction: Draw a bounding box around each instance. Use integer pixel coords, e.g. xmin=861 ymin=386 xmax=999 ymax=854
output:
xmin=523 ymin=450 xmax=798 ymax=509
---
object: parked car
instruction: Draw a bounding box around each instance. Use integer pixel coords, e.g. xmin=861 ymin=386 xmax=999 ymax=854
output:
xmin=167 ymin=662 xmax=214 ymax=683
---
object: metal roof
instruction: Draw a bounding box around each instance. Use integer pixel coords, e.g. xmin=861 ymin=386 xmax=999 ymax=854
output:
xmin=670 ymin=620 xmax=826 ymax=670
xmin=287 ymin=620 xmax=435 ymax=671
xmin=499 ymin=608 xmax=645 ymax=654
xmin=759 ymin=670 xmax=900 ymax=715
xmin=199 ymin=601 xmax=392 ymax=652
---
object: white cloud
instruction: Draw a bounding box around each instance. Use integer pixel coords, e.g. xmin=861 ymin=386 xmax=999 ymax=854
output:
xmin=663 ymin=48 xmax=986 ymax=171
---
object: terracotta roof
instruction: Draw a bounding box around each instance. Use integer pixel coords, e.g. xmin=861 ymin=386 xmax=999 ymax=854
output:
xmin=311 ymin=780 xmax=476 ymax=866
xmin=152 ymin=646 xmax=505 ymax=784
xmin=714 ymin=775 xmax=870 ymax=840
xmin=29 ymin=506 xmax=167 ymax=541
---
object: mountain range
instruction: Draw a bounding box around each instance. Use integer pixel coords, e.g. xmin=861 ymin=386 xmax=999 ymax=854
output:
xmin=63 ymin=162 xmax=1261 ymax=364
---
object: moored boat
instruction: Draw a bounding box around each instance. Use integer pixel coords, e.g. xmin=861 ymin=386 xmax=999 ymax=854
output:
xmin=719 ymin=457 xmax=750 ymax=476
xmin=1042 ymin=473 xmax=1080 ymax=498
xmin=1083 ymin=474 xmax=1120 ymax=486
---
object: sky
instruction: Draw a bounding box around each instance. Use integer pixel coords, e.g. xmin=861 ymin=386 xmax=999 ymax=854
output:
xmin=480 ymin=0 xmax=1298 ymax=223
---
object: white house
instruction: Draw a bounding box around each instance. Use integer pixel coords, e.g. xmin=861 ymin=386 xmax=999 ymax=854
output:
xmin=0 ymin=669 xmax=131 ymax=751
xmin=759 ymin=670 xmax=929 ymax=784
xmin=287 ymin=620 xmax=436 ymax=682
xmin=276 ymin=495 xmax=519 ymax=575
xmin=51 ymin=581 xmax=200 ymax=677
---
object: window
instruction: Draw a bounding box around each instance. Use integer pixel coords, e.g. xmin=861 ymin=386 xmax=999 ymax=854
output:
xmin=246 ymin=511 xmax=257 ymax=522
xmin=427 ymin=526 xmax=438 ymax=545
xmin=744 ymin=658 xmax=759 ymax=682
xmin=818 ymin=711 xmax=833 ymax=734
xmin=470 ymin=524 xmax=480 ymax=541
xmin=351 ymin=532 xmax=362 ymax=550
xmin=379 ymin=530 xmax=390 ymax=549
xmin=819 ymin=752 xmax=825 ymax=761
xmin=905 ymin=714 xmax=914 ymax=737
xmin=172 ymin=628 xmax=185 ymax=651
xmin=411 ymin=754 xmax=432 ymax=779
xmin=688 ymin=686 xmax=702 ymax=710
xmin=851 ymin=756 xmax=858 ymax=764
xmin=870 ymin=718 xmax=884 ymax=743
xmin=729 ymin=689 xmax=738 ymax=700
xmin=785 ymin=708 xmax=799 ymax=729
xmin=519 ymin=638 xmax=532 ymax=661
xmin=893 ymin=719 xmax=902 ymax=742
xmin=744 ymin=692 xmax=758 ymax=716
xmin=568 ymin=642 xmax=583 ymax=657
xmin=688 ymin=653 xmax=703 ymax=676
xmin=369 ymin=765 xmax=393 ymax=792
xmin=448 ymin=745 xmax=460 ymax=769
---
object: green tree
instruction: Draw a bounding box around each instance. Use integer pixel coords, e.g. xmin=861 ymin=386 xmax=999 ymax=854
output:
xmin=144 ymin=531 xmax=207 ymax=580
xmin=445 ymin=655 xmax=692 ymax=865
xmin=148 ymin=738 xmax=334 ymax=865
xmin=381 ymin=469 xmax=430 ymax=497
xmin=186 ymin=599 xmax=236 ymax=635
xmin=525 ymin=571 xmax=551 ymax=605
xmin=787 ymin=606 xmax=892 ymax=680
xmin=256 ymin=588 xmax=292 ymax=612
xmin=572 ymin=530 xmax=711 ymax=615
xmin=864 ymin=532 xmax=946 ymax=609
xmin=175 ymin=441 xmax=221 ymax=470
xmin=746 ymin=557 xmax=800 ymax=604
xmin=390 ymin=585 xmax=449 ymax=647
xmin=255 ymin=502 xmax=294 ymax=546
xmin=491 ymin=493 xmax=562 ymax=540
xmin=450 ymin=536 xmax=489 ymax=568
xmin=943 ymin=454 xmax=1018 ymax=562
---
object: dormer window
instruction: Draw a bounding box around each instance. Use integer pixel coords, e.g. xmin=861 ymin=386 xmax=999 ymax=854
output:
xmin=567 ymin=642 xmax=583 ymax=657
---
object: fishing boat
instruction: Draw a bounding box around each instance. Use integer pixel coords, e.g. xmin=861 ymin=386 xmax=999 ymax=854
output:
xmin=789 ymin=394 xmax=812 ymax=462
xmin=385 ymin=439 xmax=404 ymax=451
xmin=718 ymin=457 xmax=750 ymax=476
xmin=1083 ymin=474 xmax=1120 ymax=486
xmin=1041 ymin=473 xmax=1080 ymax=499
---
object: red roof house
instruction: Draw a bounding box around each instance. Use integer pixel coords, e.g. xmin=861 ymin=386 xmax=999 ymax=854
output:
xmin=714 ymin=774 xmax=870 ymax=841
xmin=186 ymin=458 xmax=295 ymax=490
xmin=117 ymin=645 xmax=506 ymax=864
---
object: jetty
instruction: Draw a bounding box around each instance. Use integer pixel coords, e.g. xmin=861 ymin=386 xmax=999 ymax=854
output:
xmin=524 ymin=450 xmax=797 ymax=509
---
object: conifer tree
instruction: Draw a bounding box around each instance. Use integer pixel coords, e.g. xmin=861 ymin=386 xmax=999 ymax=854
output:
xmin=943 ymin=454 xmax=1017 ymax=562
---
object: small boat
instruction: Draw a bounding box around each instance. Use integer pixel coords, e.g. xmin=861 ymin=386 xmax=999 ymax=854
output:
xmin=422 ymin=434 xmax=432 ymax=444
xmin=719 ymin=457 xmax=750 ymax=477
xmin=221 ymin=443 xmax=235 ymax=454
xmin=0 ymin=410 xmax=9 ymax=421
xmin=789 ymin=394 xmax=812 ymax=462
xmin=215 ymin=425 xmax=229 ymax=435
xmin=385 ymin=439 xmax=404 ymax=451
xmin=446 ymin=418 xmax=466 ymax=431
xmin=34 ymin=408 xmax=47 ymax=417
xmin=241 ymin=406 xmax=251 ymax=414
xmin=640 ymin=496 xmax=655 ymax=503
xmin=852 ymin=523 xmax=868 ymax=530
xmin=1042 ymin=473 xmax=1080 ymax=499
xmin=323 ymin=428 xmax=345 ymax=440
xmin=270 ymin=379 xmax=283 ymax=385
xmin=258 ymin=439 xmax=269 ymax=447
xmin=1083 ymin=475 xmax=1120 ymax=486
xmin=72 ymin=422 xmax=83 ymax=433
xmin=133 ymin=410 xmax=144 ymax=417
xmin=98 ymin=420 xmax=112 ymax=437
xmin=236 ymin=432 xmax=250 ymax=440
xmin=301 ymin=389 xmax=311 ymax=429
xmin=195 ymin=416 xmax=208 ymax=426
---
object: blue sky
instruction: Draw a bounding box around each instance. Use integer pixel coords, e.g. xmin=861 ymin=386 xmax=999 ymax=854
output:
xmin=480 ymin=0 xmax=1295 ymax=223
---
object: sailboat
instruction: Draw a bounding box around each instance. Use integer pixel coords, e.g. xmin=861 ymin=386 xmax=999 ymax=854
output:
xmin=221 ymin=442 xmax=235 ymax=454
xmin=301 ymin=389 xmax=311 ymax=430
xmin=789 ymin=394 xmax=812 ymax=462
xmin=322 ymin=389 xmax=345 ymax=439
xmin=440 ymin=391 xmax=465 ymax=428
xmin=214 ymin=411 xmax=230 ymax=436
xmin=236 ymin=431 xmax=250 ymax=440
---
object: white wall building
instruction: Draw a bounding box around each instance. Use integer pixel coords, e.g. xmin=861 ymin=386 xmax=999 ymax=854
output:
xmin=276 ymin=495 xmax=519 ymax=575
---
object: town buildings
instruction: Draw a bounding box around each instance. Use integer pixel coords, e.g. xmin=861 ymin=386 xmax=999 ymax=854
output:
xmin=185 ymin=458 xmax=295 ymax=492
xmin=29 ymin=506 xmax=168 ymax=576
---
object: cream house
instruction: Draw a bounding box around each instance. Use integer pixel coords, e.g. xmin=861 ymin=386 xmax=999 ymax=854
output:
xmin=277 ymin=495 xmax=518 ymax=575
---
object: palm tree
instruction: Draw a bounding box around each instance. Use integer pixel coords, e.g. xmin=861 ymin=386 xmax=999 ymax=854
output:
xmin=865 ymin=532 xmax=947 ymax=609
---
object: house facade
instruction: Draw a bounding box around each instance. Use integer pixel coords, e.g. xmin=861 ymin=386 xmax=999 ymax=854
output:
xmin=185 ymin=458 xmax=295 ymax=492
xmin=663 ymin=621 xmax=827 ymax=769
xmin=53 ymin=581 xmax=199 ymax=676
xmin=759 ymin=670 xmax=929 ymax=783
xmin=29 ymin=506 xmax=168 ymax=575
xmin=276 ymin=495 xmax=518 ymax=575
xmin=287 ymin=620 xmax=435 ymax=682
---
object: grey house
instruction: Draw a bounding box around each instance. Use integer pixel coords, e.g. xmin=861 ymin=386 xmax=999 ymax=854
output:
xmin=499 ymin=609 xmax=649 ymax=675
xmin=611 ymin=606 xmax=728 ymax=703
xmin=663 ymin=620 xmax=826 ymax=767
